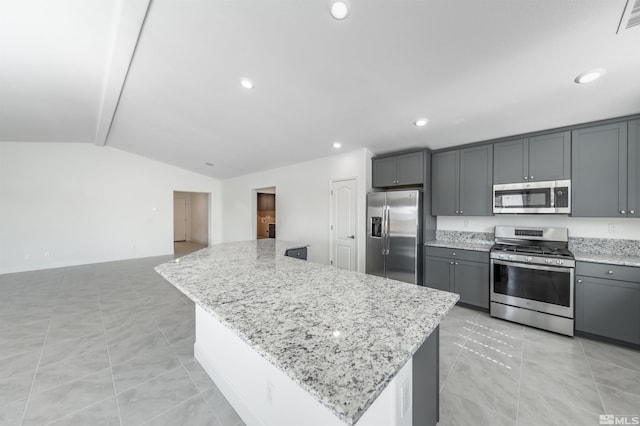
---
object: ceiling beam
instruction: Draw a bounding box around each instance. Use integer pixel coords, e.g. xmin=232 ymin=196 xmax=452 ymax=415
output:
xmin=94 ymin=0 xmax=151 ymax=146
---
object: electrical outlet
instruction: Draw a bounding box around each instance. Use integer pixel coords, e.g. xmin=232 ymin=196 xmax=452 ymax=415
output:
xmin=44 ymin=251 xmax=50 ymax=257
xmin=266 ymin=380 xmax=274 ymax=404
xmin=608 ymin=223 xmax=618 ymax=234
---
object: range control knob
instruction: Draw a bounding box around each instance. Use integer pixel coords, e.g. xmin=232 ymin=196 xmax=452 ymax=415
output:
xmin=545 ymin=259 xmax=553 ymax=264
xmin=499 ymin=254 xmax=505 ymax=259
xmin=556 ymin=260 xmax=564 ymax=265
xmin=526 ymin=256 xmax=533 ymax=262
xmin=508 ymin=255 xmax=515 ymax=260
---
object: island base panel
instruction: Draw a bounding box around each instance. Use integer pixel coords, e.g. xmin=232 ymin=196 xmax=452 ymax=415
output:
xmin=193 ymin=305 xmax=438 ymax=425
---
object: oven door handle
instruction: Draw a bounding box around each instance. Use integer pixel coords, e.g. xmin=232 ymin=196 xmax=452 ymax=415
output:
xmin=491 ymin=259 xmax=573 ymax=273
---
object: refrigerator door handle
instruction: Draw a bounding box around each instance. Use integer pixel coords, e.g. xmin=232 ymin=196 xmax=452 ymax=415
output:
xmin=381 ymin=204 xmax=388 ymax=255
xmin=385 ymin=205 xmax=391 ymax=255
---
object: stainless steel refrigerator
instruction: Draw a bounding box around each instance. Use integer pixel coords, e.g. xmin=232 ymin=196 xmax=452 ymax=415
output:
xmin=366 ymin=190 xmax=422 ymax=284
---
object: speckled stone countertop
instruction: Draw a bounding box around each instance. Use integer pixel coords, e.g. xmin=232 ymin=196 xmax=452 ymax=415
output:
xmin=155 ymin=239 xmax=459 ymax=425
xmin=570 ymin=237 xmax=640 ymax=267
xmin=425 ymin=231 xmax=494 ymax=252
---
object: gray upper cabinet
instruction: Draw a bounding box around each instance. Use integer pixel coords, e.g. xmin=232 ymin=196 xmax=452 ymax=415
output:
xmin=572 ymin=122 xmax=629 ymax=217
xmin=629 ymin=119 xmax=640 ymax=217
xmin=372 ymin=151 xmax=424 ymax=188
xmin=493 ymin=131 xmax=570 ymax=184
xmin=432 ymin=145 xmax=493 ymax=216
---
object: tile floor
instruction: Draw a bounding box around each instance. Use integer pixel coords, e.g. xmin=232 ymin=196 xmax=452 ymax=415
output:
xmin=1 ymin=254 xmax=639 ymax=425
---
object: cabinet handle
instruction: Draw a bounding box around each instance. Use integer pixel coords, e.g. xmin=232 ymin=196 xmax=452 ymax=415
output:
xmin=455 ymin=210 xmax=459 ymax=214
xmin=455 ymin=262 xmax=459 ymax=265
xmin=530 ymin=176 xmax=534 ymax=180
xmin=607 ymin=270 xmax=613 ymax=274
xmin=577 ymin=279 xmax=583 ymax=283
xmin=631 ymin=210 xmax=636 ymax=214
xmin=621 ymin=210 xmax=626 ymax=214
xmin=460 ymin=210 xmax=464 ymax=214
xmin=450 ymin=261 xmax=454 ymax=265
xmin=524 ymin=176 xmax=528 ymax=180
xmin=452 ymin=252 xmax=456 ymax=256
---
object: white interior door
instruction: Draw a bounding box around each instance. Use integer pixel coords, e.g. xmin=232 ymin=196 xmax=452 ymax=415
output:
xmin=174 ymin=198 xmax=187 ymax=242
xmin=331 ymin=179 xmax=357 ymax=271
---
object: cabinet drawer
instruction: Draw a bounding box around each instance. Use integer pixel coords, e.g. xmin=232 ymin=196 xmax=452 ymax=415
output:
xmin=576 ymin=262 xmax=640 ymax=283
xmin=425 ymin=246 xmax=489 ymax=263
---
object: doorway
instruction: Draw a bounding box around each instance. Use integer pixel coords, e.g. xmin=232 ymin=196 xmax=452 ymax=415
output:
xmin=330 ymin=178 xmax=357 ymax=271
xmin=255 ymin=187 xmax=276 ymax=239
xmin=173 ymin=191 xmax=209 ymax=256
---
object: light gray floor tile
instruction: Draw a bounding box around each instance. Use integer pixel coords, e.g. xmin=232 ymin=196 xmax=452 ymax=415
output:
xmin=32 ymin=349 xmax=109 ymax=394
xmin=47 ymin=397 xmax=119 ymax=426
xmin=46 ymin=310 xmax=104 ymax=344
xmin=520 ymin=359 xmax=603 ymax=415
xmin=588 ymin=358 xmax=640 ymax=397
xmin=517 ymin=382 xmax=601 ymax=426
xmin=0 ymin=350 xmax=40 ymax=406
xmin=104 ymin=316 xmax=159 ymax=348
xmin=439 ymin=334 xmax=465 ymax=387
xmin=117 ymin=366 xmax=199 ymax=426
xmin=438 ymin=389 xmax=514 ymax=426
xmin=522 ymin=339 xmax=592 ymax=381
xmin=144 ymin=394 xmax=219 ymax=426
xmin=169 ymin=334 xmax=196 ymax=363
xmin=0 ymin=320 xmax=49 ymax=360
xmin=111 ymin=343 xmax=181 ymax=394
xmin=445 ymin=306 xmax=481 ymax=323
xmin=598 ymin=383 xmax=640 ymax=415
xmin=108 ymin=328 xmax=172 ymax=366
xmin=201 ymin=384 xmax=245 ymax=426
xmin=39 ymin=331 xmax=107 ymax=367
xmin=0 ymin=398 xmax=27 ymax=426
xmin=156 ymin=315 xmax=195 ymax=344
xmin=441 ymin=349 xmax=519 ymax=420
xmin=463 ymin=335 xmax=521 ymax=382
xmin=473 ymin=315 xmax=525 ymax=342
xmin=581 ymin=338 xmax=640 ymax=373
xmin=183 ymin=359 xmax=215 ymax=392
xmin=22 ymin=368 xmax=114 ymax=426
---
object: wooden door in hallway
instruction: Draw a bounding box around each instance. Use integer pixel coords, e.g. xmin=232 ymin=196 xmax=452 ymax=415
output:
xmin=174 ymin=198 xmax=187 ymax=241
xmin=331 ymin=178 xmax=357 ymax=271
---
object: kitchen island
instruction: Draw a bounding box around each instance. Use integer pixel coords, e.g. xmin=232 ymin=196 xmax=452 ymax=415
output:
xmin=155 ymin=240 xmax=459 ymax=426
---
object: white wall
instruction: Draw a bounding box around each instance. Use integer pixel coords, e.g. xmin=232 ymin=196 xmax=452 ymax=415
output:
xmin=221 ymin=148 xmax=372 ymax=272
xmin=437 ymin=215 xmax=640 ymax=240
xmin=0 ymin=142 xmax=221 ymax=274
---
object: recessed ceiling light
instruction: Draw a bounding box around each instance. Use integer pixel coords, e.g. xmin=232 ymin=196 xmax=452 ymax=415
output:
xmin=205 ymin=162 xmax=214 ymax=166
xmin=333 ymin=142 xmax=342 ymax=149
xmin=330 ymin=1 xmax=349 ymax=20
xmin=414 ymin=118 xmax=429 ymax=127
xmin=240 ymin=79 xmax=254 ymax=89
xmin=574 ymin=69 xmax=606 ymax=84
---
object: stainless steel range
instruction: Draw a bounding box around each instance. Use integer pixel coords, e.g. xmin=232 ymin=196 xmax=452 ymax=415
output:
xmin=490 ymin=226 xmax=575 ymax=336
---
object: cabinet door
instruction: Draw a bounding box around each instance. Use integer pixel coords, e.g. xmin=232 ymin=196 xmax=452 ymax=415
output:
xmin=431 ymin=151 xmax=459 ymax=216
xmin=454 ymin=260 xmax=489 ymax=309
xmin=576 ymin=276 xmax=640 ymax=345
xmin=493 ymin=138 xmax=528 ymax=184
xmin=372 ymin=157 xmax=397 ymax=188
xmin=396 ymin=152 xmax=424 ymax=185
xmin=629 ymin=120 xmax=640 ymax=217
xmin=459 ymin=145 xmax=493 ymax=216
xmin=424 ymin=256 xmax=454 ymax=292
xmin=572 ymin=123 xmax=628 ymax=217
xmin=528 ymin=131 xmax=571 ymax=181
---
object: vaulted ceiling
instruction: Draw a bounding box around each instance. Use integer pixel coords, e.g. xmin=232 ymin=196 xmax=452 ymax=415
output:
xmin=2 ymin=0 xmax=640 ymax=178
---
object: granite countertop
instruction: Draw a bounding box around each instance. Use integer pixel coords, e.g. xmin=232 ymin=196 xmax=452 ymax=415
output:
xmin=155 ymin=239 xmax=459 ymax=425
xmin=572 ymin=252 xmax=640 ymax=267
xmin=425 ymin=240 xmax=494 ymax=252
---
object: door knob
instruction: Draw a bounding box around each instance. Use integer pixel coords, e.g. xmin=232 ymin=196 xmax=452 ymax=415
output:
xmin=347 ymin=235 xmax=355 ymax=239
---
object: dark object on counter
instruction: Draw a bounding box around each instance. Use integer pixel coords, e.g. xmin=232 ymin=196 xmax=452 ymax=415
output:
xmin=284 ymin=247 xmax=307 ymax=260
xmin=268 ymin=224 xmax=276 ymax=239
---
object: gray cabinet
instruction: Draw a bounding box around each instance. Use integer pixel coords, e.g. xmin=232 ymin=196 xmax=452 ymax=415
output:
xmin=572 ymin=122 xmax=630 ymax=217
xmin=372 ymin=151 xmax=424 ymax=187
xmin=575 ymin=262 xmax=640 ymax=345
xmin=432 ymin=145 xmax=493 ymax=216
xmin=493 ymin=131 xmax=570 ymax=184
xmin=629 ymin=119 xmax=640 ymax=217
xmin=424 ymin=247 xmax=490 ymax=309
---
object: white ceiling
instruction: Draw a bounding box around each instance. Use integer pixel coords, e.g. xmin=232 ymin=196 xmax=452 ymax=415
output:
xmin=2 ymin=0 xmax=640 ymax=178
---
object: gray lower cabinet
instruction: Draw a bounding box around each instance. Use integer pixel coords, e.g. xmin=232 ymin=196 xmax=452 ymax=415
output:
xmin=432 ymin=144 xmax=493 ymax=216
xmin=372 ymin=151 xmax=424 ymax=187
xmin=424 ymin=247 xmax=489 ymax=309
xmin=571 ymin=122 xmax=632 ymax=217
xmin=575 ymin=262 xmax=640 ymax=345
xmin=493 ymin=131 xmax=570 ymax=184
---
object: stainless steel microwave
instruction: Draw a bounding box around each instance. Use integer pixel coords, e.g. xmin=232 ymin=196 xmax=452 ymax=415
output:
xmin=493 ymin=180 xmax=571 ymax=214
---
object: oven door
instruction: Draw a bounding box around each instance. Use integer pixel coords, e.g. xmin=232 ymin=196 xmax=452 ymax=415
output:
xmin=490 ymin=259 xmax=574 ymax=318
